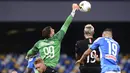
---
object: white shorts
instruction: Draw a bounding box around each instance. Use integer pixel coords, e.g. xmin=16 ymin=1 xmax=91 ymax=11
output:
xmin=105 ymin=71 xmax=121 ymax=73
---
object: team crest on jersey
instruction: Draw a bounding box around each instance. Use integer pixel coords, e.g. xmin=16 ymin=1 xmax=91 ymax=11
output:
xmin=49 ymin=41 xmax=54 ymax=44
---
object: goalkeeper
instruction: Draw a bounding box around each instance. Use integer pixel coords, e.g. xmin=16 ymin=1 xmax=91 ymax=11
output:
xmin=26 ymin=3 xmax=79 ymax=73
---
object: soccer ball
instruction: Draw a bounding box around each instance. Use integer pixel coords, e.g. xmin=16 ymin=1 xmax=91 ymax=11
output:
xmin=79 ymin=1 xmax=91 ymax=12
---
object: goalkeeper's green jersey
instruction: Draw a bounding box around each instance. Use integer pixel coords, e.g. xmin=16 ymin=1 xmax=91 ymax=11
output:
xmin=27 ymin=15 xmax=73 ymax=67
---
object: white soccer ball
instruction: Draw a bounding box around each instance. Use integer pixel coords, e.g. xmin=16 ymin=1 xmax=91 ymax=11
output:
xmin=79 ymin=1 xmax=91 ymax=12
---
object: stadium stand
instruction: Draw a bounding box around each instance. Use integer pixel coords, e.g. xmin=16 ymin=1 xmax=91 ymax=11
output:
xmin=0 ymin=53 xmax=129 ymax=73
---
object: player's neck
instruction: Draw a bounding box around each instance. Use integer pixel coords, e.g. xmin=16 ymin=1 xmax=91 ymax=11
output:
xmin=84 ymin=35 xmax=93 ymax=39
xmin=104 ymin=35 xmax=112 ymax=38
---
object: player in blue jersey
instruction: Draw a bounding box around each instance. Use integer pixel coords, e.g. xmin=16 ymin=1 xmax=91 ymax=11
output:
xmin=24 ymin=55 xmax=39 ymax=73
xmin=76 ymin=28 xmax=121 ymax=73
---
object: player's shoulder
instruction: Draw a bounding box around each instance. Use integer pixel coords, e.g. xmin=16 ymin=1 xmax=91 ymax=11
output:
xmin=98 ymin=37 xmax=104 ymax=39
xmin=91 ymin=38 xmax=97 ymax=41
xmin=104 ymin=38 xmax=119 ymax=44
xmin=76 ymin=38 xmax=96 ymax=44
xmin=94 ymin=37 xmax=104 ymax=42
xmin=35 ymin=40 xmax=42 ymax=45
xmin=111 ymin=39 xmax=119 ymax=45
xmin=76 ymin=40 xmax=83 ymax=43
xmin=112 ymin=39 xmax=119 ymax=44
xmin=34 ymin=40 xmax=45 ymax=47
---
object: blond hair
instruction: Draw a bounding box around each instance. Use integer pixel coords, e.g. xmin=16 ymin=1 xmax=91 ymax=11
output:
xmin=84 ymin=24 xmax=94 ymax=35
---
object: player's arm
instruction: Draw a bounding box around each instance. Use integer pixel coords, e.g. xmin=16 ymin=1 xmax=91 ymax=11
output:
xmin=94 ymin=53 xmax=100 ymax=61
xmin=76 ymin=48 xmax=92 ymax=64
xmin=26 ymin=42 xmax=39 ymax=59
xmin=24 ymin=58 xmax=35 ymax=73
xmin=76 ymin=37 xmax=102 ymax=64
xmin=26 ymin=47 xmax=38 ymax=59
xmin=54 ymin=4 xmax=79 ymax=41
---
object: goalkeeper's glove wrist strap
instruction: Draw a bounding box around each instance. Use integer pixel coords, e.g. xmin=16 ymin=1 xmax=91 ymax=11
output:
xmin=71 ymin=9 xmax=76 ymax=17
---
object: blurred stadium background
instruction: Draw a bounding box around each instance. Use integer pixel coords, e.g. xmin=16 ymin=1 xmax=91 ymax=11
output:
xmin=0 ymin=0 xmax=130 ymax=73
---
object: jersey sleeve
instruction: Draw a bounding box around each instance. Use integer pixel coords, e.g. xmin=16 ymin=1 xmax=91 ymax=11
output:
xmin=54 ymin=15 xmax=73 ymax=41
xmin=90 ymin=37 xmax=102 ymax=50
xmin=26 ymin=41 xmax=39 ymax=58
xmin=27 ymin=58 xmax=35 ymax=68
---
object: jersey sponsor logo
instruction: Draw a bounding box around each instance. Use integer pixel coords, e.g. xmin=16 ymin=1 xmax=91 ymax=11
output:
xmin=49 ymin=41 xmax=55 ymax=44
xmin=105 ymin=54 xmax=116 ymax=61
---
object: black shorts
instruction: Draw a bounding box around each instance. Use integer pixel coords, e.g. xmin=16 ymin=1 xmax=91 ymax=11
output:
xmin=79 ymin=65 xmax=101 ymax=73
xmin=44 ymin=66 xmax=58 ymax=73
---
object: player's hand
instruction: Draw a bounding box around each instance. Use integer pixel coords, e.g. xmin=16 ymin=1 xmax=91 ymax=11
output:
xmin=75 ymin=59 xmax=82 ymax=65
xmin=72 ymin=3 xmax=79 ymax=10
xmin=71 ymin=3 xmax=79 ymax=17
xmin=25 ymin=56 xmax=29 ymax=60
xmin=93 ymin=52 xmax=98 ymax=58
xmin=93 ymin=52 xmax=100 ymax=61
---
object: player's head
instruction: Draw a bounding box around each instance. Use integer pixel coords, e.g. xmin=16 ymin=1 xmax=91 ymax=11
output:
xmin=84 ymin=24 xmax=94 ymax=38
xmin=34 ymin=57 xmax=46 ymax=73
xmin=102 ymin=28 xmax=113 ymax=38
xmin=42 ymin=26 xmax=55 ymax=39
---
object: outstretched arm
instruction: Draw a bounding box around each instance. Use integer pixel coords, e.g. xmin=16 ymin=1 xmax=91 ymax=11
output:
xmin=76 ymin=48 xmax=92 ymax=64
xmin=54 ymin=3 xmax=79 ymax=41
xmin=26 ymin=41 xmax=39 ymax=60
xmin=26 ymin=47 xmax=38 ymax=60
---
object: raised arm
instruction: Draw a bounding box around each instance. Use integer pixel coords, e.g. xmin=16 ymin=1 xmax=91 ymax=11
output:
xmin=26 ymin=42 xmax=39 ymax=60
xmin=54 ymin=3 xmax=79 ymax=41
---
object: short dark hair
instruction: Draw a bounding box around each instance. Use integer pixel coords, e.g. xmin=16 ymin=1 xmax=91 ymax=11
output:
xmin=104 ymin=28 xmax=112 ymax=32
xmin=42 ymin=26 xmax=52 ymax=39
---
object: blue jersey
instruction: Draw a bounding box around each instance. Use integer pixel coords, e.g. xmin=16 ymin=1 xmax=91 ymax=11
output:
xmin=27 ymin=57 xmax=37 ymax=72
xmin=27 ymin=54 xmax=40 ymax=73
xmin=90 ymin=37 xmax=120 ymax=72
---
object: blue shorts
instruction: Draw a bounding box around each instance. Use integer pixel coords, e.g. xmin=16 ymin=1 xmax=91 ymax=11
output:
xmin=101 ymin=65 xmax=120 ymax=73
